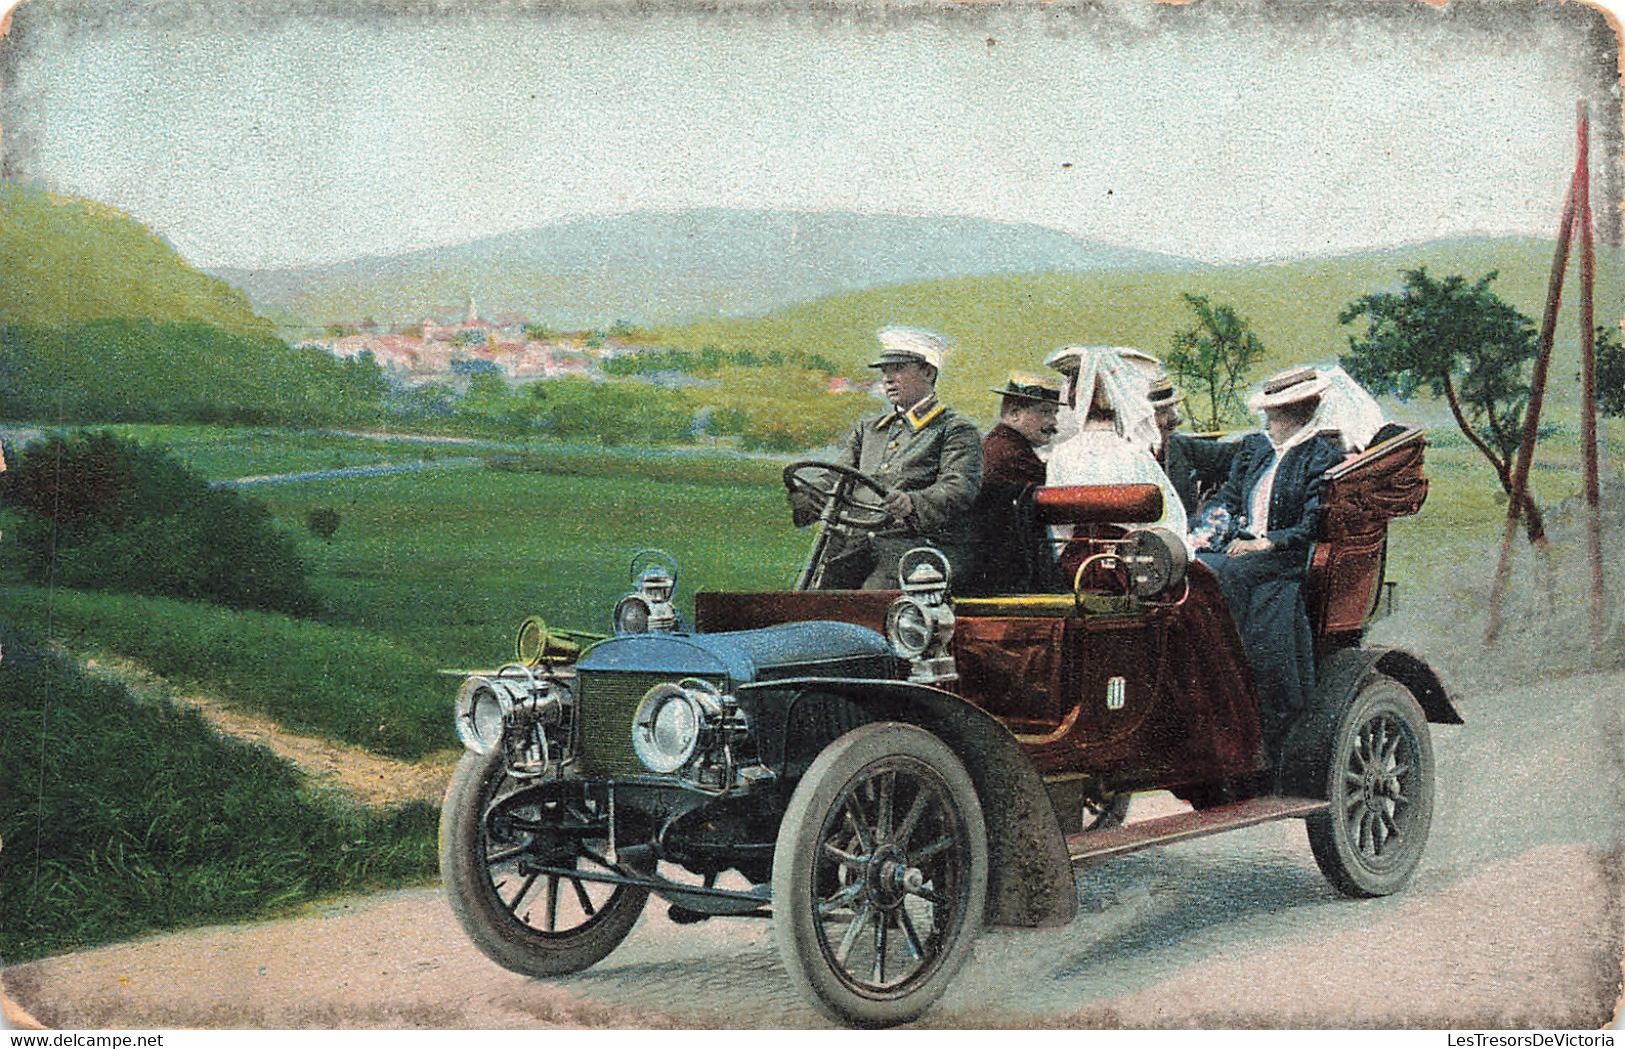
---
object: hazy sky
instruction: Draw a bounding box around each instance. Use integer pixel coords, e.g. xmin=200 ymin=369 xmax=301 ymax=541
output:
xmin=2 ymin=0 xmax=1619 ymax=270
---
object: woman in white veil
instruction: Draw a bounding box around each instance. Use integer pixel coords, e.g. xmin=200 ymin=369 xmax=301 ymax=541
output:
xmin=1254 ymin=362 xmax=1385 ymax=452
xmin=1042 ymin=345 xmax=1190 ymax=542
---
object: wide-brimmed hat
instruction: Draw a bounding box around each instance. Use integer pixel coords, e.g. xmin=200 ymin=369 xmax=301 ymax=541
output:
xmin=869 ymin=326 xmax=948 ymax=371
xmin=1249 ymin=367 xmax=1331 ymax=411
xmin=990 ymin=371 xmax=1062 ymax=405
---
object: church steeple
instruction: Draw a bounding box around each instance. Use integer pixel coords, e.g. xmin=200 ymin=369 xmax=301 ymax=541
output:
xmin=463 ymin=294 xmax=478 ymax=325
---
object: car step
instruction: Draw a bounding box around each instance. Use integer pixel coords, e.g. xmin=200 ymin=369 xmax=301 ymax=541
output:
xmin=1066 ymin=795 xmax=1329 ymax=863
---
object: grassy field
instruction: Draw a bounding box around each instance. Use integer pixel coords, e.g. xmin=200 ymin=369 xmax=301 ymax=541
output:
xmin=1 ymin=419 xmax=1617 ymax=964
xmin=0 ymin=622 xmax=437 ymax=964
xmin=0 ymin=433 xmax=813 ymax=757
xmin=654 ymin=237 xmax=1624 ymax=429
xmin=257 ymin=464 xmax=812 ymax=669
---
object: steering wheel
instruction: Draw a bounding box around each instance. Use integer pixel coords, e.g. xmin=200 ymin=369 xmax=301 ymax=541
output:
xmin=783 ymin=460 xmax=894 ymax=531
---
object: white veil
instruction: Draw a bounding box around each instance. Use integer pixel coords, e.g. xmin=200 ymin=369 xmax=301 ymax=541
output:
xmin=1245 ymin=362 xmax=1387 ymax=451
xmin=1043 ymin=345 xmax=1164 ymax=453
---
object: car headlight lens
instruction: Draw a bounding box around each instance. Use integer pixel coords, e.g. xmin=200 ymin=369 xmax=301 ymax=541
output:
xmin=456 ymin=674 xmax=524 ymax=754
xmin=614 ymin=594 xmax=652 ymax=635
xmin=885 ymin=597 xmax=934 ymax=658
xmin=631 ymin=684 xmax=700 ymax=773
xmin=631 ymin=680 xmax=725 ymax=774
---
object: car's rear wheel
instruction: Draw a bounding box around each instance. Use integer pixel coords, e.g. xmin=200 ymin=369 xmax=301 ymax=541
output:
xmin=773 ymin=722 xmax=988 ymax=1028
xmin=440 ymin=749 xmax=649 ymax=975
xmin=1302 ymin=674 xmax=1435 ymax=897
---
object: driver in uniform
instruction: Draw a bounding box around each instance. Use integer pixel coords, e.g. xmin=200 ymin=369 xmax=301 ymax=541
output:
xmin=789 ymin=326 xmax=983 ymax=589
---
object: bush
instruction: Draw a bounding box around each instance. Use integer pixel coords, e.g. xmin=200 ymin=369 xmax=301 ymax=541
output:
xmin=1 ymin=431 xmax=319 ymax=615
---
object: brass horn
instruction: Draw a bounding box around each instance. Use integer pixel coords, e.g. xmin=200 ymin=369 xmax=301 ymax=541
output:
xmin=515 ymin=616 xmax=605 ymax=667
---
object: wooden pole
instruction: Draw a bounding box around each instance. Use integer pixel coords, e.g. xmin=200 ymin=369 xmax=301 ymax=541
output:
xmin=1574 ymin=102 xmax=1604 ymax=643
xmin=1484 ymin=105 xmax=1584 ymax=646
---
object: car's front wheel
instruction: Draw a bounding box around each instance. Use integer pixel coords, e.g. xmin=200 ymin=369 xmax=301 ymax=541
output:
xmin=772 ymin=722 xmax=988 ymax=1027
xmin=440 ymin=748 xmax=649 ymax=975
xmin=1301 ymin=673 xmax=1435 ymax=897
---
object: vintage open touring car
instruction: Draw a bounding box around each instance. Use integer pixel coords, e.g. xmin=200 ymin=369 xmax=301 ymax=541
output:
xmin=437 ymin=425 xmax=1459 ymax=1026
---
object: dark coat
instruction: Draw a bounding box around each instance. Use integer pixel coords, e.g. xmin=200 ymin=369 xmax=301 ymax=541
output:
xmin=1195 ymin=428 xmax=1341 ymax=753
xmin=964 ymin=423 xmax=1047 ymax=594
xmin=1203 ymin=431 xmax=1342 ymax=556
xmin=1161 ymin=431 xmax=1238 ymax=513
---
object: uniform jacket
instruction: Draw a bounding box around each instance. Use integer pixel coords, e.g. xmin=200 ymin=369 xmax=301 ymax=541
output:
xmin=836 ymin=395 xmax=983 ymax=549
xmin=1205 ymin=430 xmax=1341 ymax=554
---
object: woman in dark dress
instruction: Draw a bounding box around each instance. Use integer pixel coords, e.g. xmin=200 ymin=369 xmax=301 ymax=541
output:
xmin=1193 ymin=368 xmax=1342 ymax=755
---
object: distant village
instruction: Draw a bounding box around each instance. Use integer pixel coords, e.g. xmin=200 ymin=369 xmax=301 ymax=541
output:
xmin=300 ymin=298 xmax=605 ymax=385
xmin=299 ymin=297 xmax=877 ymax=395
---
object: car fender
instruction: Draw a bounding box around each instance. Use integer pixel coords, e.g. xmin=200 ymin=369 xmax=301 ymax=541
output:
xmin=1320 ymin=645 xmax=1462 ymax=726
xmin=738 ymin=676 xmax=1078 ymax=930
xmin=1280 ymin=644 xmax=1462 ymax=795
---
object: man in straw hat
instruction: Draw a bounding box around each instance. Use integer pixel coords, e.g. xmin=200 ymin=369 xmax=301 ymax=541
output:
xmin=1193 ymin=365 xmax=1342 ymax=755
xmin=1147 ymin=373 xmax=1237 ymax=511
xmin=788 ymin=326 xmax=983 ymax=589
xmin=962 ymin=371 xmax=1062 ymax=593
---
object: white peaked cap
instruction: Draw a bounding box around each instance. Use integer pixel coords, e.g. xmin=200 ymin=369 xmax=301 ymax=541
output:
xmin=871 ymin=326 xmax=949 ymax=371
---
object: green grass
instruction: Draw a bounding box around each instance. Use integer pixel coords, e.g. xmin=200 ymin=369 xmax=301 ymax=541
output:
xmin=0 ymin=585 xmax=446 ymax=759
xmin=0 ymin=624 xmax=438 ymax=964
xmin=256 ymin=465 xmax=813 ymax=670
xmin=0 ymin=437 xmax=813 ymax=756
xmin=89 ymin=425 xmax=468 ymax=480
xmin=652 ymin=236 xmax=1623 ymax=429
xmin=10 ymin=423 xmax=798 ymax=485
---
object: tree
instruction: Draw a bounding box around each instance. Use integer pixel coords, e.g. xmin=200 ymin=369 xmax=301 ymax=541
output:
xmin=1166 ymin=293 xmax=1268 ymax=430
xmin=1339 ymin=267 xmax=1547 ymax=545
xmin=1594 ymin=324 xmax=1625 ymax=418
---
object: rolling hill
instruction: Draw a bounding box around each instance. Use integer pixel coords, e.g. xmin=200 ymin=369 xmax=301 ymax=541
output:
xmin=210 ymin=209 xmax=1208 ymax=329
xmin=647 ymin=235 xmax=1624 ymax=424
xmin=0 ymin=181 xmax=377 ymax=426
xmin=0 ymin=181 xmax=272 ymax=335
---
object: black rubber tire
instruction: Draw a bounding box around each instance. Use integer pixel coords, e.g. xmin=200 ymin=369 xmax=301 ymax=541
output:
xmin=772 ymin=722 xmax=988 ymax=1028
xmin=1301 ymin=673 xmax=1436 ymax=897
xmin=439 ymin=749 xmax=648 ymax=976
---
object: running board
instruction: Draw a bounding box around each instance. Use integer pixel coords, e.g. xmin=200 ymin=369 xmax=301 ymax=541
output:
xmin=1067 ymin=795 xmax=1329 ymax=863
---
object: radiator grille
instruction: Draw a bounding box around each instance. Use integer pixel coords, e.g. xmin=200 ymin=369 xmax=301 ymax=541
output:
xmin=575 ymin=671 xmax=722 ymax=777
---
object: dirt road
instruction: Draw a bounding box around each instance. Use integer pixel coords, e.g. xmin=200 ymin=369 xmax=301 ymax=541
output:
xmin=5 ymin=670 xmax=1622 ymax=1029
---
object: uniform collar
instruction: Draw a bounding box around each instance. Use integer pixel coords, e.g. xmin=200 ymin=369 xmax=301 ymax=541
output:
xmin=876 ymin=393 xmax=944 ymax=432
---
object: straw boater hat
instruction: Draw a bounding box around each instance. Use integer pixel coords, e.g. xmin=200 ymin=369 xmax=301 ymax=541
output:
xmin=1249 ymin=366 xmax=1331 ymax=411
xmin=1147 ymin=373 xmax=1179 ymax=407
xmin=990 ymin=371 xmax=1062 ymax=405
xmin=869 ymin=326 xmax=948 ymax=371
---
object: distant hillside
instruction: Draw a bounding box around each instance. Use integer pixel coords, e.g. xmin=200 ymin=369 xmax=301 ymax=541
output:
xmin=0 ymin=182 xmax=379 ymax=427
xmin=648 ymin=235 xmax=1624 ymax=426
xmin=212 ymin=209 xmax=1208 ymax=329
xmin=0 ymin=181 xmax=272 ymax=335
